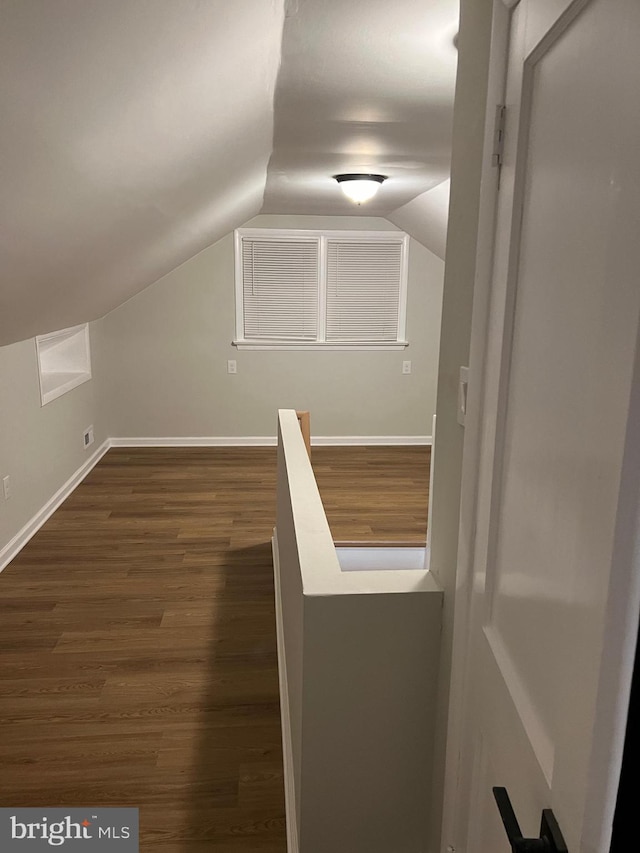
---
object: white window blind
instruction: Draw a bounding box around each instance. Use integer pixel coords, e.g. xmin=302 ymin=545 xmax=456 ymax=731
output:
xmin=242 ymin=238 xmax=319 ymax=340
xmin=234 ymin=229 xmax=408 ymax=349
xmin=326 ymin=240 xmax=402 ymax=341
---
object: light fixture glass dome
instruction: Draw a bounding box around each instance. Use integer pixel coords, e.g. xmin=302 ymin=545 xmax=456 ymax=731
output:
xmin=335 ymin=173 xmax=387 ymax=204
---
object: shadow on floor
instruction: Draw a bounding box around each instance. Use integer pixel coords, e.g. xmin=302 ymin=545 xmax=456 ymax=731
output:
xmin=180 ymin=541 xmax=287 ymax=853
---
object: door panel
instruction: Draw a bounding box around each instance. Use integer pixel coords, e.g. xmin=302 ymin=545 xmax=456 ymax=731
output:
xmin=460 ymin=0 xmax=640 ymax=851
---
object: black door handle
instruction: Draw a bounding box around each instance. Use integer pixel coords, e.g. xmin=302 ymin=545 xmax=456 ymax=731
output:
xmin=493 ymin=787 xmax=568 ymax=853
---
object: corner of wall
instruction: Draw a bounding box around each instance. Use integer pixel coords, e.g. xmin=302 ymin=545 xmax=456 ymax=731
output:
xmin=427 ymin=0 xmax=496 ymax=849
xmin=0 ymin=331 xmax=108 ymax=561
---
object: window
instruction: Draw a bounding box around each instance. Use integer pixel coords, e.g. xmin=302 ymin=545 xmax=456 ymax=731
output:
xmin=234 ymin=229 xmax=409 ymax=350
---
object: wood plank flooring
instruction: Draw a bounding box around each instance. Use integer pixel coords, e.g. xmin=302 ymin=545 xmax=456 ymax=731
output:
xmin=0 ymin=445 xmax=429 ymax=852
xmin=313 ymin=445 xmax=430 ymax=543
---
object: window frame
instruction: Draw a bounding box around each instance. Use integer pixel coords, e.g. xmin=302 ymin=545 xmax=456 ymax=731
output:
xmin=233 ymin=228 xmax=409 ymax=351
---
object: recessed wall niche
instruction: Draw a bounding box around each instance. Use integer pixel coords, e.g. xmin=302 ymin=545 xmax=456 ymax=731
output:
xmin=35 ymin=324 xmax=92 ymax=406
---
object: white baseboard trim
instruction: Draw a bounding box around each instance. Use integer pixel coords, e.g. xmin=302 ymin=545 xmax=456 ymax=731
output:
xmin=110 ymin=435 xmax=432 ymax=447
xmin=272 ymin=530 xmax=299 ymax=853
xmin=110 ymin=436 xmax=278 ymax=447
xmin=312 ymin=434 xmax=432 ymax=446
xmin=0 ymin=440 xmax=110 ymax=573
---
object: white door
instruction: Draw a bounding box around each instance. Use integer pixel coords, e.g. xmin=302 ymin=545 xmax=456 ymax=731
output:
xmin=447 ymin=1 xmax=640 ymax=852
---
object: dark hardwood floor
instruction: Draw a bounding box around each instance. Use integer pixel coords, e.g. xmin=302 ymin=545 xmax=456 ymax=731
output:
xmin=0 ymin=445 xmax=430 ymax=852
xmin=313 ymin=445 xmax=430 ymax=543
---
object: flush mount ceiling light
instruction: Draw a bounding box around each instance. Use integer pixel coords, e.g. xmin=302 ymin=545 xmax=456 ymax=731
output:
xmin=334 ymin=173 xmax=387 ymax=204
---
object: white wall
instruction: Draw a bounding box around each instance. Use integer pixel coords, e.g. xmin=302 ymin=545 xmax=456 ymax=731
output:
xmin=94 ymin=215 xmax=444 ymax=439
xmin=0 ymin=331 xmax=106 ymax=561
xmin=427 ymin=0 xmax=495 ymax=850
xmin=274 ymin=409 xmax=443 ymax=853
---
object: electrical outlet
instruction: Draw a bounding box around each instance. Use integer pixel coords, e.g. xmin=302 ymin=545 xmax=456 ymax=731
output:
xmin=402 ymin=360 xmax=412 ymax=374
xmin=83 ymin=426 xmax=94 ymax=449
xmin=227 ymin=360 xmax=237 ymax=374
xmin=2 ymin=475 xmax=11 ymax=500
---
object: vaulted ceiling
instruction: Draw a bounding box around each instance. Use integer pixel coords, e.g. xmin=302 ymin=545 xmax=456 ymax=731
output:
xmin=264 ymin=0 xmax=458 ymax=216
xmin=0 ymin=0 xmax=458 ymax=346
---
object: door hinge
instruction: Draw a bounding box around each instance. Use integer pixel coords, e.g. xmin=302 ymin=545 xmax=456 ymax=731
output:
xmin=492 ymin=104 xmax=506 ymax=167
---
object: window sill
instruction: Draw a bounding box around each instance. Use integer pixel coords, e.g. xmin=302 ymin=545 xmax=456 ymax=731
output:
xmin=232 ymin=340 xmax=409 ymax=351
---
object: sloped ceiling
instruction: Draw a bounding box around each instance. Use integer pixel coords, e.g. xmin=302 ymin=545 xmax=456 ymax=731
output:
xmin=263 ymin=0 xmax=458 ymax=219
xmin=0 ymin=0 xmax=285 ymax=345
xmin=388 ymin=180 xmax=451 ymax=260
xmin=0 ymin=0 xmax=457 ymax=347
